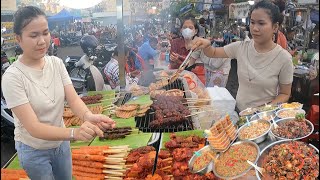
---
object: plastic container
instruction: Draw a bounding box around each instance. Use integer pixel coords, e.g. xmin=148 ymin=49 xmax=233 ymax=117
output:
xmin=207 ymin=86 xmax=236 ymax=115
xmin=165 ymin=51 xmax=170 ymax=62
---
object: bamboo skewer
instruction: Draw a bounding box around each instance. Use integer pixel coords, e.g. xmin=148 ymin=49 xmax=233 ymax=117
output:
xmin=159 ymin=166 xmax=172 ymax=171
xmin=104 ymin=177 xmax=123 ymax=180
xmin=185 ymin=110 xmax=212 ymax=117
xmin=103 ymin=164 xmax=127 ymax=170
xmin=102 ymin=170 xmax=124 ymax=176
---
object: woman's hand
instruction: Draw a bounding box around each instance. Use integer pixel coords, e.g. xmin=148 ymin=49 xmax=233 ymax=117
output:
xmin=170 ymin=52 xmax=180 ymax=62
xmin=130 ymin=70 xmax=140 ymax=78
xmin=74 ymin=121 xmax=104 ymax=141
xmin=85 ymin=113 xmax=116 ymax=131
xmin=191 ymin=38 xmax=211 ymax=51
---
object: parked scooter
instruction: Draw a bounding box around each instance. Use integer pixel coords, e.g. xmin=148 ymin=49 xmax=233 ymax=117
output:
xmin=67 ymin=35 xmax=109 ymax=94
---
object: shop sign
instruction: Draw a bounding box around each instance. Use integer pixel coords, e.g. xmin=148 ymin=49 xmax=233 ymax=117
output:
xmin=1 ymin=0 xmax=16 ymax=11
xmin=229 ymin=2 xmax=250 ymax=19
xmin=297 ymin=0 xmax=318 ymax=4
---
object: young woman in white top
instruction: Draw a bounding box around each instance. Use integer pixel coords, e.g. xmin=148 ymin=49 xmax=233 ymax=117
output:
xmin=1 ymin=6 xmax=115 ymax=180
xmin=191 ymin=0 xmax=294 ymax=111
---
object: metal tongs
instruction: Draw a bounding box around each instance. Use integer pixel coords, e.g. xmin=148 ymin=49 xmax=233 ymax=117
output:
xmin=168 ymin=50 xmax=193 ymax=83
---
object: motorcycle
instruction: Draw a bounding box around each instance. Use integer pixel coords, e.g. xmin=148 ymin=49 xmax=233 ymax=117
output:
xmin=65 ymin=42 xmax=117 ymax=94
xmin=1 ymin=50 xmax=10 ymax=74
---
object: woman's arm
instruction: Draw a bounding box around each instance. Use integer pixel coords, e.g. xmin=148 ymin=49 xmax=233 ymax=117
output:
xmin=11 ymin=103 xmax=103 ymax=141
xmin=64 ymin=84 xmax=116 ymax=130
xmin=191 ymin=38 xmax=229 ymax=58
xmin=270 ymin=83 xmax=292 ymax=104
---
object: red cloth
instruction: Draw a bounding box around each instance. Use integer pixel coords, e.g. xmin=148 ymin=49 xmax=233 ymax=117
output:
xmin=307 ymin=105 xmax=319 ymax=131
xmin=53 ymin=38 xmax=60 ymax=46
xmin=277 ymin=31 xmax=287 ymax=49
xmin=191 ymin=65 xmax=206 ymax=85
xmin=169 ymin=38 xmax=188 ymax=69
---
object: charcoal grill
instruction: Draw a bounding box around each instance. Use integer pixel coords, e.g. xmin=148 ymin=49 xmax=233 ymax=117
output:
xmin=134 ymin=78 xmax=194 ymax=133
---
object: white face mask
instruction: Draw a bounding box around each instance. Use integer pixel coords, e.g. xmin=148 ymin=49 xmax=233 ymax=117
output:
xmin=182 ymin=28 xmax=194 ymax=40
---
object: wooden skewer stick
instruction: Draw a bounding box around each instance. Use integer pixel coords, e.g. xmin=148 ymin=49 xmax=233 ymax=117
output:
xmin=108 ymin=153 xmax=128 ymax=158
xmin=103 ymin=164 xmax=126 ymax=170
xmin=161 ymin=157 xmax=173 ymax=162
xmin=159 ymin=166 xmax=172 ymax=171
xmin=102 ymin=170 xmax=124 ymax=176
xmin=185 ymin=111 xmax=210 ymax=117
xmin=109 ymin=145 xmax=129 ymax=149
xmin=101 ymin=97 xmax=118 ymax=102
xmin=104 ymin=176 xmax=123 ymax=180
xmin=104 ymin=149 xmax=128 ymax=154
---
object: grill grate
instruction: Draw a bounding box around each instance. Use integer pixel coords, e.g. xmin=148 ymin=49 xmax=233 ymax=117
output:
xmin=135 ymin=78 xmax=194 ymax=133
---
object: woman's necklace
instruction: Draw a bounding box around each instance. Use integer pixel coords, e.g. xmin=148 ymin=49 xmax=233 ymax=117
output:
xmin=246 ymin=44 xmax=283 ymax=82
xmin=14 ymin=62 xmax=56 ymax=103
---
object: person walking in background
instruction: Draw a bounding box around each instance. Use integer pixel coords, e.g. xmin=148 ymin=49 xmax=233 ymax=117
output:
xmin=1 ymin=6 xmax=116 ymax=180
xmin=138 ymin=37 xmax=159 ymax=69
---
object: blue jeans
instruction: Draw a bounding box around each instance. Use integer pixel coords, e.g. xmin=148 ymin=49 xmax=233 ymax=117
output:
xmin=15 ymin=141 xmax=72 ymax=180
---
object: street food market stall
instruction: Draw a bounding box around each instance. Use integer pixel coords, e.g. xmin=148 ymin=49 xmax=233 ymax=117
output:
xmin=1 ymin=1 xmax=319 ymax=180
xmin=2 ymin=65 xmax=319 ymax=179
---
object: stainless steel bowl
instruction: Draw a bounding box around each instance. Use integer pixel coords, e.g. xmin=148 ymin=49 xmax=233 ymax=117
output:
xmin=238 ymin=119 xmax=271 ymax=144
xmin=255 ymin=140 xmax=319 ymax=180
xmin=213 ymin=140 xmax=260 ymax=179
xmin=256 ymin=104 xmax=279 ymax=113
xmin=239 ymin=108 xmax=257 ymax=120
xmin=270 ymin=117 xmax=314 ymax=140
xmin=279 ymin=102 xmax=303 ymax=109
xmin=275 ymin=108 xmax=306 ymax=119
xmin=250 ymin=111 xmax=276 ymax=122
xmin=188 ymin=145 xmax=216 ymax=174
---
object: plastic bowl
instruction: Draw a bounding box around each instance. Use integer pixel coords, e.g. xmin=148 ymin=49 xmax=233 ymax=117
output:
xmin=275 ymin=108 xmax=306 ymax=119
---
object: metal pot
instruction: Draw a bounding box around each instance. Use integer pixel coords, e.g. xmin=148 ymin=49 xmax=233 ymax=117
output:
xmin=238 ymin=119 xmax=271 ymax=144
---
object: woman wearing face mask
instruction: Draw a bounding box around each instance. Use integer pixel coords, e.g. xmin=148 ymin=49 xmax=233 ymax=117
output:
xmin=170 ymin=15 xmax=206 ymax=84
xmin=191 ymin=1 xmax=294 ymax=111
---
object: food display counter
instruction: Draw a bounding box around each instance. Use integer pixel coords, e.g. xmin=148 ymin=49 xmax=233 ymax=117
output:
xmin=2 ymin=70 xmax=319 ymax=180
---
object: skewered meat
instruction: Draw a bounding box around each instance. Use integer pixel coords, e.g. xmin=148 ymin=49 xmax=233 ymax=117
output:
xmin=99 ymin=133 xmax=127 ymax=140
xmin=173 ymin=148 xmax=197 ymax=162
xmin=165 ymin=133 xmax=205 ymax=149
xmin=99 ymin=127 xmax=132 ymax=140
xmin=125 ymin=148 xmax=173 ymax=180
xmin=130 ymin=146 xmax=155 ymax=154
xmin=149 ymin=95 xmax=190 ymax=128
xmin=158 ymin=150 xmax=171 ymax=159
xmin=81 ymin=94 xmax=103 ymax=105
xmin=126 ymin=146 xmax=156 ymax=163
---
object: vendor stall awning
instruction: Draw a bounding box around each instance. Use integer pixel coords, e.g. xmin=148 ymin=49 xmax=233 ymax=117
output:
xmin=47 ymin=9 xmax=81 ymax=22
